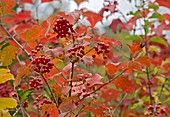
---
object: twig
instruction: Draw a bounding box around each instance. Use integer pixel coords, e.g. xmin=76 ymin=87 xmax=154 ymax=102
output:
xmin=40 ymin=73 xmax=58 ymax=106
xmin=112 ymin=93 xmax=127 ymax=115
xmin=68 ymin=62 xmax=75 ymax=97
xmin=79 ymin=68 xmax=127 ymax=102
xmin=146 ymin=67 xmax=152 ymax=105
xmin=158 ymin=77 xmax=168 ymax=99
xmin=0 ymin=24 xmax=29 ymax=55
xmin=14 ymin=88 xmax=25 ymax=117
xmin=75 ymin=105 xmax=85 ymax=117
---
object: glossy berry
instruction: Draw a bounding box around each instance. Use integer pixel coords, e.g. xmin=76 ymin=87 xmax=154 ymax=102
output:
xmin=31 ymin=56 xmax=54 ymax=73
xmin=53 ymin=16 xmax=75 ymax=38
xmin=29 ymin=77 xmax=43 ymax=90
xmin=23 ymin=100 xmax=28 ymax=108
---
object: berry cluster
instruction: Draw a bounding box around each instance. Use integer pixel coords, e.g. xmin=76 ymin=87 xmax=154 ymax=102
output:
xmin=23 ymin=100 xmax=28 ymax=108
xmin=29 ymin=77 xmax=43 ymax=90
xmin=0 ymin=82 xmax=14 ymax=97
xmin=31 ymin=56 xmax=54 ymax=73
xmin=53 ymin=16 xmax=75 ymax=38
xmin=146 ymin=102 xmax=166 ymax=116
xmin=92 ymin=42 xmax=110 ymax=59
xmin=33 ymin=94 xmax=52 ymax=109
xmin=28 ymin=44 xmax=43 ymax=57
xmin=68 ymin=45 xmax=85 ymax=62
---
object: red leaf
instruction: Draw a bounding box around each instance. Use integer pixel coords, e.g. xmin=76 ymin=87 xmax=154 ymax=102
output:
xmin=106 ymin=62 xmax=121 ymax=76
xmin=127 ymin=41 xmax=142 ymax=55
xmin=40 ymin=104 xmax=59 ymax=117
xmin=109 ymin=19 xmax=123 ymax=33
xmin=42 ymin=0 xmax=52 ymax=2
xmin=136 ymin=56 xmax=150 ymax=68
xmin=156 ymin=0 xmax=170 ymax=8
xmin=86 ymin=74 xmax=103 ymax=87
xmin=113 ymin=75 xmax=140 ymax=93
xmin=163 ymin=14 xmax=170 ymax=21
xmin=75 ymin=0 xmax=85 ymax=5
xmin=121 ymin=16 xmax=136 ymax=31
xmin=19 ymin=0 xmax=32 ymax=4
xmin=84 ymin=11 xmax=103 ymax=27
xmin=101 ymin=88 xmax=120 ymax=101
xmin=84 ymin=106 xmax=105 ymax=116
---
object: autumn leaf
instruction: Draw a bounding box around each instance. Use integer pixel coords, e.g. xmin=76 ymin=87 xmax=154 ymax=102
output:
xmin=0 ymin=69 xmax=14 ymax=84
xmin=0 ymin=45 xmax=18 ymax=66
xmin=113 ymin=75 xmax=140 ymax=93
xmin=0 ymin=0 xmax=16 ymax=16
xmin=136 ymin=56 xmax=150 ymax=68
xmin=75 ymin=0 xmax=85 ymax=5
xmin=109 ymin=19 xmax=123 ymax=33
xmin=19 ymin=0 xmax=32 ymax=4
xmin=127 ymin=41 xmax=142 ymax=55
xmin=0 ymin=98 xmax=17 ymax=109
xmin=0 ymin=25 xmax=8 ymax=37
xmin=86 ymin=74 xmax=103 ymax=87
xmin=40 ymin=104 xmax=59 ymax=117
xmin=156 ymin=0 xmax=170 ymax=8
xmin=26 ymin=25 xmax=44 ymax=42
xmin=0 ymin=110 xmax=11 ymax=117
xmin=84 ymin=106 xmax=104 ymax=116
xmin=14 ymin=66 xmax=30 ymax=88
xmin=83 ymin=11 xmax=103 ymax=27
xmin=41 ymin=0 xmax=52 ymax=2
xmin=106 ymin=62 xmax=121 ymax=76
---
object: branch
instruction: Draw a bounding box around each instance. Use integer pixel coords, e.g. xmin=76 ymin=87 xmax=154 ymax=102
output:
xmin=158 ymin=77 xmax=168 ymax=99
xmin=0 ymin=24 xmax=29 ymax=55
xmin=68 ymin=62 xmax=75 ymax=97
xmin=79 ymin=68 xmax=127 ymax=102
xmin=146 ymin=67 xmax=152 ymax=105
xmin=40 ymin=73 xmax=58 ymax=106
xmin=112 ymin=93 xmax=127 ymax=115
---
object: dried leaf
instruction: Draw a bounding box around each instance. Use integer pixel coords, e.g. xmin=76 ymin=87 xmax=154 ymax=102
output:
xmin=86 ymin=74 xmax=103 ymax=87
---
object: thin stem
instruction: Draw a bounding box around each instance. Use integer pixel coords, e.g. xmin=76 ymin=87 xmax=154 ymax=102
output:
xmin=0 ymin=24 xmax=29 ymax=56
xmin=146 ymin=67 xmax=152 ymax=105
xmin=69 ymin=62 xmax=75 ymax=97
xmin=75 ymin=105 xmax=85 ymax=117
xmin=112 ymin=93 xmax=127 ymax=115
xmin=14 ymin=88 xmax=25 ymax=117
xmin=40 ymin=73 xmax=58 ymax=106
xmin=158 ymin=77 xmax=168 ymax=99
xmin=79 ymin=68 xmax=127 ymax=102
xmin=54 ymin=66 xmax=67 ymax=80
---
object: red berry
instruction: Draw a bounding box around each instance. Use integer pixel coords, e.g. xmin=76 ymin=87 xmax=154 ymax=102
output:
xmin=92 ymin=54 xmax=96 ymax=58
xmin=148 ymin=105 xmax=154 ymax=111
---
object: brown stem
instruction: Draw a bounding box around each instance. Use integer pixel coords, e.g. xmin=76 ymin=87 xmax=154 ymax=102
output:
xmin=40 ymin=73 xmax=58 ymax=106
xmin=79 ymin=68 xmax=127 ymax=102
xmin=0 ymin=24 xmax=29 ymax=56
xmin=68 ymin=62 xmax=75 ymax=97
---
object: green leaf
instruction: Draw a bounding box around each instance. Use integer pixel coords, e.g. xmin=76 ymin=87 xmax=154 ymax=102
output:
xmin=125 ymin=35 xmax=142 ymax=41
xmin=148 ymin=4 xmax=159 ymax=10
xmin=150 ymin=13 xmax=164 ymax=20
xmin=17 ymin=89 xmax=34 ymax=103
xmin=0 ymin=98 xmax=17 ymax=109
xmin=150 ymin=36 xmax=168 ymax=46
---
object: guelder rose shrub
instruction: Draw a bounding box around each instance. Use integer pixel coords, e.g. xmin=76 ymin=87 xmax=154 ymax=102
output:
xmin=0 ymin=0 xmax=170 ymax=117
